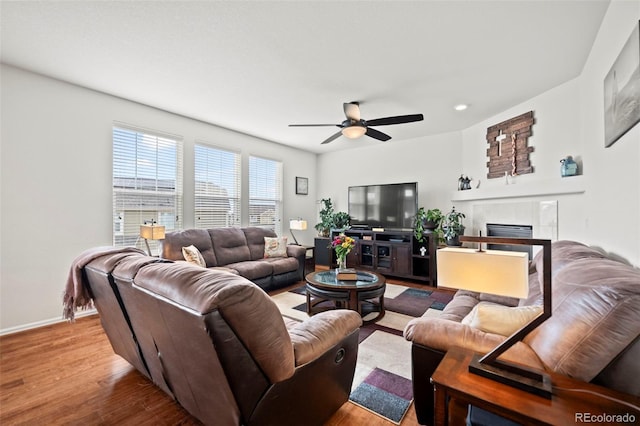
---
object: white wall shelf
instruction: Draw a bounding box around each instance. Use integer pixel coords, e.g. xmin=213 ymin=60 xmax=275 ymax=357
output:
xmin=450 ymin=175 xmax=585 ymax=202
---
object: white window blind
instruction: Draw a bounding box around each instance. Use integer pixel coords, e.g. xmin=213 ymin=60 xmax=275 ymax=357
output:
xmin=249 ymin=156 xmax=282 ymax=235
xmin=194 ymin=144 xmax=241 ymax=228
xmin=112 ymin=126 xmax=183 ymax=252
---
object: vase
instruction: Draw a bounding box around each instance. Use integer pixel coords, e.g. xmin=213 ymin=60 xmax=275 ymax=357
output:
xmin=337 ymin=255 xmax=347 ymax=270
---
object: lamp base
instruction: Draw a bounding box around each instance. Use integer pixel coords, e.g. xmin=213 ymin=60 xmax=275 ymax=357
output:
xmin=469 ymin=354 xmax=552 ymax=399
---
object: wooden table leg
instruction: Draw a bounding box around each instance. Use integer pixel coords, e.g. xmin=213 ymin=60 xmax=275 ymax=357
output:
xmin=433 ymin=384 xmax=447 ymax=426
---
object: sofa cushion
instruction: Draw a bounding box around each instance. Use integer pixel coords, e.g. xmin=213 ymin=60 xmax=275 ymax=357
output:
xmin=162 ymin=229 xmax=217 ymax=267
xmin=262 ymin=256 xmax=299 ymax=275
xmin=462 ymin=302 xmax=542 ymax=337
xmin=226 ymin=260 xmax=274 ymax=281
xmin=264 ymin=236 xmax=288 ymax=258
xmin=243 ymin=227 xmax=277 ymax=260
xmin=209 ymin=227 xmax=251 ymax=265
xmin=182 ymin=245 xmax=206 ymax=267
xmin=525 ymin=257 xmax=640 ymax=383
xmin=533 ymin=240 xmax=607 ymax=284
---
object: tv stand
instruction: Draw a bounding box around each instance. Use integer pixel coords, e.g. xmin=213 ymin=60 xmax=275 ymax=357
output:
xmin=329 ymin=229 xmax=437 ymax=285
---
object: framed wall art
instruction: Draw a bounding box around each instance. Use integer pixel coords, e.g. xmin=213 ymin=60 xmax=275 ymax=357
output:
xmin=295 ymin=176 xmax=308 ymax=195
xmin=604 ymin=20 xmax=640 ymax=148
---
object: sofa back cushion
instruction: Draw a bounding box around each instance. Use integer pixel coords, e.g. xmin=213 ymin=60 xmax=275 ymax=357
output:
xmin=209 ymin=227 xmax=251 ymax=265
xmin=243 ymin=227 xmax=278 ymax=260
xmin=161 ymin=229 xmax=218 ymax=267
xmin=133 ymin=261 xmax=295 ymax=383
xmin=524 ymin=256 xmax=640 ymax=389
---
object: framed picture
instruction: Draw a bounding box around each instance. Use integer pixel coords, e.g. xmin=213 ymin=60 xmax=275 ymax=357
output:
xmin=604 ymin=20 xmax=640 ymax=147
xmin=296 ymin=177 xmax=308 ymax=195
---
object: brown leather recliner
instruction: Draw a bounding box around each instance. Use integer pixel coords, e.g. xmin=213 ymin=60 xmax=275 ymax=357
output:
xmin=81 ymin=249 xmax=362 ymax=426
xmin=404 ymin=240 xmax=640 ymax=425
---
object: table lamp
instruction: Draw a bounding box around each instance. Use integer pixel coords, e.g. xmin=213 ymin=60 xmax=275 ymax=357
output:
xmin=289 ymin=219 xmax=307 ymax=245
xmin=140 ymin=222 xmax=166 ymax=256
xmin=437 ymin=235 xmax=552 ymax=398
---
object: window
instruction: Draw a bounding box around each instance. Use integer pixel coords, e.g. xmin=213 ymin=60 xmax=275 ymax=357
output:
xmin=249 ymin=156 xmax=282 ymax=235
xmin=194 ymin=144 xmax=241 ymax=228
xmin=112 ymin=125 xmax=183 ymax=252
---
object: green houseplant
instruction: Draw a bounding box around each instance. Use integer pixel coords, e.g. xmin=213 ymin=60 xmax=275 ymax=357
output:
xmin=442 ymin=206 xmax=466 ymax=246
xmin=413 ymin=208 xmax=444 ymax=243
xmin=315 ymin=198 xmax=334 ymax=237
xmin=332 ymin=211 xmax=351 ymax=230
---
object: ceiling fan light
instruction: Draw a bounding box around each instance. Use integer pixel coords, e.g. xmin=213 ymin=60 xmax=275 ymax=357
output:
xmin=342 ymin=125 xmax=367 ymax=139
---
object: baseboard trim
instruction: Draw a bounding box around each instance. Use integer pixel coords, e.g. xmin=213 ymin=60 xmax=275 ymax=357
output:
xmin=0 ymin=308 xmax=97 ymax=336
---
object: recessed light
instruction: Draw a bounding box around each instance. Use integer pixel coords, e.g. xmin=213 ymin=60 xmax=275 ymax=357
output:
xmin=454 ymin=104 xmax=468 ymax=111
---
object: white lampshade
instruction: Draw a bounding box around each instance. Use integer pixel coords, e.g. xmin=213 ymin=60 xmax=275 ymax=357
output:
xmin=140 ymin=224 xmax=166 ymax=240
xmin=289 ymin=219 xmax=308 ymax=231
xmin=341 ymin=125 xmax=367 ymax=139
xmin=437 ymin=247 xmax=529 ymax=299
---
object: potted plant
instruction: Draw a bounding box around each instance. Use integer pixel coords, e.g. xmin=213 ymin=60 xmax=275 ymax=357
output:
xmin=332 ymin=211 xmax=351 ymax=230
xmin=315 ymin=198 xmax=334 ymax=237
xmin=442 ymin=206 xmax=466 ymax=246
xmin=414 ymin=208 xmax=444 ymax=246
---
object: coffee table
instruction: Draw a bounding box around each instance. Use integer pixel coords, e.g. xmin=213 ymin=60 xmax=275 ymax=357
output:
xmin=305 ymin=270 xmax=386 ymax=323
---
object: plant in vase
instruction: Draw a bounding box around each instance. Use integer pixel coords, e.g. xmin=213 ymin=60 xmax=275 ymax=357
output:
xmin=441 ymin=206 xmax=466 ymax=246
xmin=315 ymin=198 xmax=335 ymax=237
xmin=331 ymin=233 xmax=356 ymax=270
xmin=413 ymin=207 xmax=444 ymax=248
xmin=332 ymin=211 xmax=351 ymax=230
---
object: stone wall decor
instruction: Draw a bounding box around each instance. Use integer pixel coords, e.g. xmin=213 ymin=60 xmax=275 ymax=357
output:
xmin=486 ymin=111 xmax=535 ymax=179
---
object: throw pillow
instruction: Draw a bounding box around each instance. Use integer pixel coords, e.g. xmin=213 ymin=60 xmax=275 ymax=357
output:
xmin=462 ymin=302 xmax=542 ymax=337
xmin=182 ymin=245 xmax=206 ymax=267
xmin=264 ymin=236 xmax=288 ymax=258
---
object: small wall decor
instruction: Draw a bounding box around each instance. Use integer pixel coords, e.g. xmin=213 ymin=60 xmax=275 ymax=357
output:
xmin=295 ymin=176 xmax=308 ymax=195
xmin=486 ymin=111 xmax=535 ymax=179
xmin=604 ymin=20 xmax=640 ymax=148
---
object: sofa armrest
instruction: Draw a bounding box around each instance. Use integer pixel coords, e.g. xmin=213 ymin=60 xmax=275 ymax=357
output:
xmin=286 ymin=244 xmax=307 ymax=259
xmin=288 ymin=310 xmax=362 ymax=365
xmin=404 ymin=317 xmax=544 ymax=369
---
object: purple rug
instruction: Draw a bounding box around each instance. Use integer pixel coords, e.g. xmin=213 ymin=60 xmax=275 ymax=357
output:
xmin=349 ymin=368 xmax=413 ymax=424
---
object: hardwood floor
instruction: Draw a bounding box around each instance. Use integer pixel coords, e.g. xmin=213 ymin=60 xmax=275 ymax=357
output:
xmin=1 ymin=277 xmax=426 ymax=426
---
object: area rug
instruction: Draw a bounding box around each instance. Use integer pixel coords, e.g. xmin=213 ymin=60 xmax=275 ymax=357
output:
xmin=271 ymin=283 xmax=452 ymax=424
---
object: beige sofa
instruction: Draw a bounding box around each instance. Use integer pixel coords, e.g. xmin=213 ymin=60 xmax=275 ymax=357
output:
xmin=160 ymin=226 xmax=307 ymax=292
xmin=404 ymin=240 xmax=640 ymax=425
xmin=71 ymin=248 xmax=362 ymax=426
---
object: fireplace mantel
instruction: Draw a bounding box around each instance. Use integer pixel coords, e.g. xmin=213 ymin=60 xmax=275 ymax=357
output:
xmin=451 ymin=176 xmax=585 ymax=202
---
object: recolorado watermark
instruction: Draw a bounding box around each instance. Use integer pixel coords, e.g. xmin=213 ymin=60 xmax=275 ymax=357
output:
xmin=575 ymin=412 xmax=636 ymax=423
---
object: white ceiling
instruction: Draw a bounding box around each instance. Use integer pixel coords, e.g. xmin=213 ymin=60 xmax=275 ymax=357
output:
xmin=1 ymin=1 xmax=610 ymax=153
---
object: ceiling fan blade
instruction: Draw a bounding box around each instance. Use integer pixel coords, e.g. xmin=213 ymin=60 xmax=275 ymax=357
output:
xmin=343 ymin=102 xmax=361 ymax=121
xmin=366 ymin=127 xmax=392 ymax=142
xmin=289 ymin=124 xmax=340 ymax=127
xmin=321 ymin=130 xmax=343 ymax=145
xmin=366 ymin=114 xmax=424 ymax=126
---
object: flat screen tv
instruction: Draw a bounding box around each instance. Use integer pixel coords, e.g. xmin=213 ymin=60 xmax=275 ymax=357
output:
xmin=348 ymin=182 xmax=418 ymax=230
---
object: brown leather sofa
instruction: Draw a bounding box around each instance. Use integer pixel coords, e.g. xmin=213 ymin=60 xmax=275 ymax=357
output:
xmin=404 ymin=240 xmax=640 ymax=425
xmin=160 ymin=227 xmax=307 ymax=292
xmin=80 ymin=248 xmax=362 ymax=426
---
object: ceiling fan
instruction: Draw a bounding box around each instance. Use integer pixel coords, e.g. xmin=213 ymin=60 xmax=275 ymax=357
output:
xmin=289 ymin=102 xmax=424 ymax=145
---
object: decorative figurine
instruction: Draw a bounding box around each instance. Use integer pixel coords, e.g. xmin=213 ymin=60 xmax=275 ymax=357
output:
xmin=560 ymin=156 xmax=578 ymax=177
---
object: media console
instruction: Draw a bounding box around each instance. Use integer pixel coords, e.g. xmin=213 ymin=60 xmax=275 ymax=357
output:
xmin=329 ymin=229 xmax=437 ymax=285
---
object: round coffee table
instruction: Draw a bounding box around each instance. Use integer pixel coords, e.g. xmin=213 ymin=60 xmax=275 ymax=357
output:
xmin=305 ymin=270 xmax=386 ymax=323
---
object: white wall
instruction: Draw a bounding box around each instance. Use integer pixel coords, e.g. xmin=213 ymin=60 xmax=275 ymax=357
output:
xmin=579 ymin=1 xmax=640 ymax=263
xmin=0 ymin=65 xmax=317 ymax=332
xmin=316 ymin=131 xmax=462 ymax=219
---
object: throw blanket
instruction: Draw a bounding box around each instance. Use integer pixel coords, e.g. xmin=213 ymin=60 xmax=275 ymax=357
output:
xmin=62 ymin=246 xmax=145 ymax=321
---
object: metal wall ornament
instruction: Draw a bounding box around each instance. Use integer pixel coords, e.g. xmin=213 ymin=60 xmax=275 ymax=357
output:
xmin=486 ymin=111 xmax=535 ymax=179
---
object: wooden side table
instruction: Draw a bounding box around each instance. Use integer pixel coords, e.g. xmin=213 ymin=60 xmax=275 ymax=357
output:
xmin=431 ymin=347 xmax=640 ymax=426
